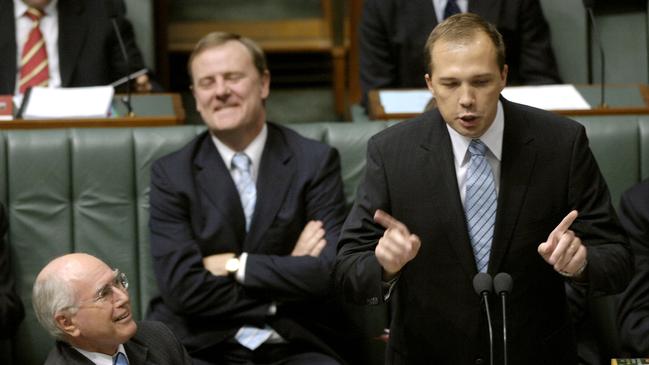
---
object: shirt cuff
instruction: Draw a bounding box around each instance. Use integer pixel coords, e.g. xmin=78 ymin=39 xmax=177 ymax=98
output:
xmin=235 ymin=252 xmax=248 ymax=283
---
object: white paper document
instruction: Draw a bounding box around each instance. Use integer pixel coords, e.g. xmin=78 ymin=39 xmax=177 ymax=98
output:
xmin=501 ymin=84 xmax=591 ymax=110
xmin=21 ymin=86 xmax=114 ymax=119
xmin=378 ymin=84 xmax=591 ymax=114
xmin=379 ymin=90 xmax=433 ymax=114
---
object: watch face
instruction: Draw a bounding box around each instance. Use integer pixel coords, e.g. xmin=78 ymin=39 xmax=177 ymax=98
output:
xmin=226 ymin=258 xmax=240 ymax=273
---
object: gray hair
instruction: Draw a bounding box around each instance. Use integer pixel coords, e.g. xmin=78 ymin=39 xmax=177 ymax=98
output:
xmin=32 ymin=272 xmax=78 ymax=340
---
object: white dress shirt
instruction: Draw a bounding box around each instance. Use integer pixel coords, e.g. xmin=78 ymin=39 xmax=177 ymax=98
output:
xmin=74 ymin=344 xmax=129 ymax=365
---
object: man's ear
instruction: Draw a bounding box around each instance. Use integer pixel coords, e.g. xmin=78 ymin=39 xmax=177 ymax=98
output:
xmin=55 ymin=311 xmax=80 ymax=337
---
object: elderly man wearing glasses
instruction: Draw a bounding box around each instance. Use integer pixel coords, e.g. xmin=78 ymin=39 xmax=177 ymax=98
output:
xmin=32 ymin=253 xmax=192 ymax=365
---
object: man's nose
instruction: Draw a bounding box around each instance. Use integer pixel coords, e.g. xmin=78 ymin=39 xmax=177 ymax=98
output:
xmin=458 ymin=84 xmax=475 ymax=107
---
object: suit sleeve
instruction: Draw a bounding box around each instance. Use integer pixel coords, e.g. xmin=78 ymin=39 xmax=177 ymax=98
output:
xmin=516 ymin=0 xmax=562 ymax=84
xmin=149 ymin=161 xmax=270 ymax=322
xmin=335 ymin=137 xmax=391 ymax=305
xmin=243 ymin=147 xmax=348 ymax=302
xmin=359 ymin=0 xmax=398 ymax=107
xmin=617 ymin=184 xmax=649 ymax=355
xmin=568 ymin=126 xmax=632 ymax=295
xmin=0 ymin=204 xmax=24 ymax=339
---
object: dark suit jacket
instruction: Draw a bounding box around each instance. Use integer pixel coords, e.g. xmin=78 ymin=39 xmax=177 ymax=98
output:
xmin=335 ymin=98 xmax=632 ymax=364
xmin=0 ymin=202 xmax=24 ymax=339
xmin=147 ymin=123 xmax=348 ymax=361
xmin=359 ymin=0 xmax=562 ymax=105
xmin=617 ymin=179 xmax=649 ymax=356
xmin=43 ymin=320 xmax=192 ymax=364
xmin=0 ymin=0 xmax=146 ymax=94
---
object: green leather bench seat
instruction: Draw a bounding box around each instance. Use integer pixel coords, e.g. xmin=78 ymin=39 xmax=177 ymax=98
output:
xmin=0 ymin=116 xmax=647 ymax=364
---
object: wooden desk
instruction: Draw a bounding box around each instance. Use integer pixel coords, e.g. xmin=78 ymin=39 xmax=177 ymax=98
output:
xmin=368 ymin=84 xmax=649 ymax=120
xmin=0 ymin=93 xmax=185 ymax=129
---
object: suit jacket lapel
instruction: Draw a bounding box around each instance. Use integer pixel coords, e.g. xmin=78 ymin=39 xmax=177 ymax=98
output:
xmin=469 ymin=0 xmax=502 ymax=24
xmin=421 ymin=113 xmax=478 ymax=279
xmin=489 ymin=99 xmax=537 ymax=274
xmin=244 ymin=124 xmax=295 ymax=252
xmin=58 ymin=0 xmax=86 ymax=86
xmin=0 ymin=0 xmax=17 ymax=94
xmin=194 ymin=134 xmax=246 ymax=246
xmin=124 ymin=339 xmax=150 ymax=365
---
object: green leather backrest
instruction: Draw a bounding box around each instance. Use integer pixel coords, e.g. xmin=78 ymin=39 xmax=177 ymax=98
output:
xmin=1 ymin=117 xmax=648 ymax=364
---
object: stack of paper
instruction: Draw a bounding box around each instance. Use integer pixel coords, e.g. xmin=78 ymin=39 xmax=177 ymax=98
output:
xmin=21 ymin=86 xmax=114 ymax=119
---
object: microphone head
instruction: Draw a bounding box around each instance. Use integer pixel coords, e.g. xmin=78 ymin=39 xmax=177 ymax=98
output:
xmin=582 ymin=0 xmax=595 ymax=8
xmin=473 ymin=272 xmax=493 ymax=296
xmin=493 ymin=272 xmax=513 ymax=295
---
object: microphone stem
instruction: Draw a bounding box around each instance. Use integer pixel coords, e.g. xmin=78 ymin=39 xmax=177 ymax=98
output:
xmin=586 ymin=6 xmax=606 ymax=108
xmin=501 ymin=293 xmax=508 ymax=365
xmin=111 ymin=18 xmax=134 ymax=116
xmin=483 ymin=293 xmax=494 ymax=365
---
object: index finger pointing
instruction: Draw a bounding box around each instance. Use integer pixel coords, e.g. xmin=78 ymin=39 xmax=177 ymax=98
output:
xmin=553 ymin=210 xmax=578 ymax=236
xmin=374 ymin=209 xmax=409 ymax=234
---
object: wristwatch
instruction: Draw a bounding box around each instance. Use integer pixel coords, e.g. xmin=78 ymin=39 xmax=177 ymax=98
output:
xmin=225 ymin=257 xmax=240 ymax=276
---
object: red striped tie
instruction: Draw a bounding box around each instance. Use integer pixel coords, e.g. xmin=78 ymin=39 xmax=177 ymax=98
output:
xmin=19 ymin=7 xmax=49 ymax=94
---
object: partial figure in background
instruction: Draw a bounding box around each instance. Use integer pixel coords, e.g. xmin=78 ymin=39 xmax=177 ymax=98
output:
xmin=147 ymin=32 xmax=349 ymax=364
xmin=359 ymin=0 xmax=562 ymax=107
xmin=32 ymin=253 xmax=192 ymax=364
xmin=0 ymin=202 xmax=24 ymax=340
xmin=617 ymin=179 xmax=649 ymax=356
xmin=0 ymin=0 xmax=153 ymax=96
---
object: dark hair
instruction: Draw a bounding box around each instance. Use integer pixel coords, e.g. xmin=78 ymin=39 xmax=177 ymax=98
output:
xmin=187 ymin=32 xmax=267 ymax=82
xmin=424 ymin=13 xmax=506 ymax=74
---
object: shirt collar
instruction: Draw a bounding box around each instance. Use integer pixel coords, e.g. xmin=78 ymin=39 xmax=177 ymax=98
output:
xmin=74 ymin=344 xmax=127 ymax=365
xmin=212 ymin=124 xmax=268 ymax=178
xmin=447 ymin=100 xmax=504 ymax=166
xmin=14 ymin=0 xmax=58 ymax=19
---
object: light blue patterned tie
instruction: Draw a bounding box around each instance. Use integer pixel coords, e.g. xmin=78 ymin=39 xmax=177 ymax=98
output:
xmin=232 ymin=153 xmax=256 ymax=232
xmin=231 ymin=152 xmax=271 ymax=349
xmin=235 ymin=325 xmax=274 ymax=350
xmin=465 ymin=139 xmax=497 ymax=272
xmin=114 ymin=352 xmax=128 ymax=365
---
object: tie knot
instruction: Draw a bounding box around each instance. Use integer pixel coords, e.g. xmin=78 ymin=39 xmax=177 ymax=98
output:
xmin=113 ymin=352 xmax=128 ymax=365
xmin=468 ymin=139 xmax=487 ymax=156
xmin=232 ymin=153 xmax=251 ymax=172
xmin=25 ymin=7 xmax=44 ymax=21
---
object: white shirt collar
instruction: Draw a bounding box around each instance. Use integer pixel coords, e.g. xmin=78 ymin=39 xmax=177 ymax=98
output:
xmin=74 ymin=344 xmax=128 ymax=365
xmin=14 ymin=0 xmax=58 ymax=18
xmin=212 ymin=124 xmax=268 ymax=181
xmin=447 ymin=100 xmax=504 ymax=167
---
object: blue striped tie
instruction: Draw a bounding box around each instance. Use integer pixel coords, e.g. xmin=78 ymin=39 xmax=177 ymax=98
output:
xmin=232 ymin=153 xmax=256 ymax=232
xmin=444 ymin=0 xmax=461 ymax=19
xmin=113 ymin=352 xmax=128 ymax=365
xmin=465 ymin=139 xmax=497 ymax=272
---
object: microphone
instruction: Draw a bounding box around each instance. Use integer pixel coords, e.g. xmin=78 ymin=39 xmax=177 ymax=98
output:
xmin=106 ymin=0 xmax=135 ymax=116
xmin=473 ymin=272 xmax=494 ymax=365
xmin=583 ymin=0 xmax=607 ymax=108
xmin=494 ymin=273 xmax=513 ymax=365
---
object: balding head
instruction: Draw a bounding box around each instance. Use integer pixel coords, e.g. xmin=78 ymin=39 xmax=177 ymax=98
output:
xmin=33 ymin=253 xmax=136 ymax=354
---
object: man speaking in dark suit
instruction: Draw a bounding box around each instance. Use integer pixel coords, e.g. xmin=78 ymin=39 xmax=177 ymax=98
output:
xmin=32 ymin=253 xmax=192 ymax=365
xmin=358 ymin=0 xmax=562 ymax=107
xmin=0 ymin=0 xmax=151 ymax=95
xmin=147 ymin=32 xmax=348 ymax=364
xmin=336 ymin=13 xmax=632 ymax=364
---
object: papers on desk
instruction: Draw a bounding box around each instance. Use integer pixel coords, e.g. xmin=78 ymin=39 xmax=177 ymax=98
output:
xmin=378 ymin=84 xmax=591 ymax=114
xmin=19 ymin=86 xmax=114 ymax=119
xmin=501 ymin=84 xmax=590 ymax=110
xmin=379 ymin=90 xmax=433 ymax=114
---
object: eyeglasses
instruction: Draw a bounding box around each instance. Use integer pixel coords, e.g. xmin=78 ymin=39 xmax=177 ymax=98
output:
xmin=78 ymin=269 xmax=129 ymax=307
